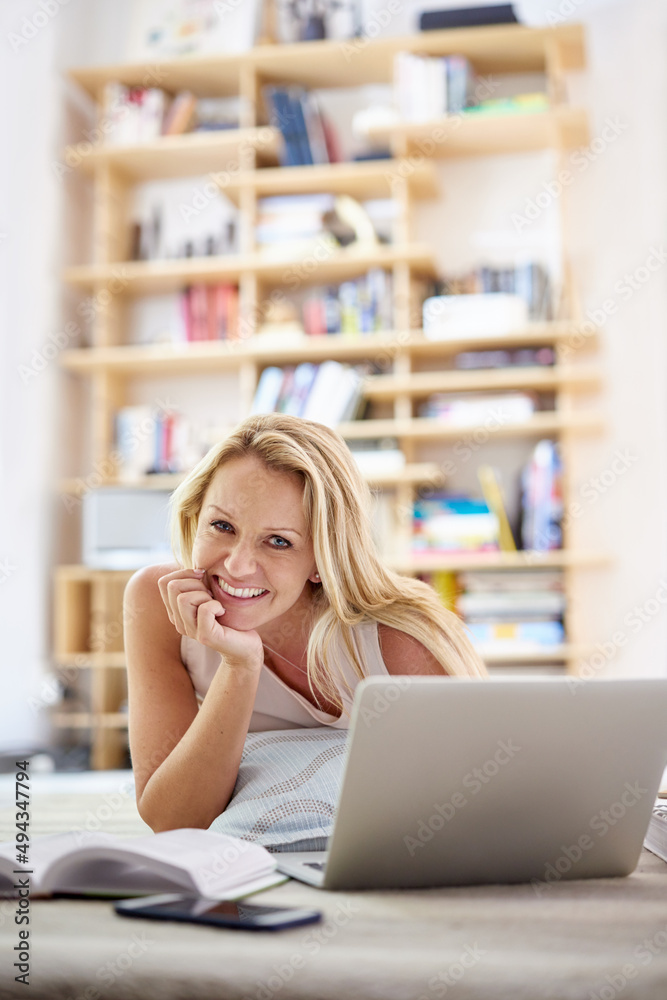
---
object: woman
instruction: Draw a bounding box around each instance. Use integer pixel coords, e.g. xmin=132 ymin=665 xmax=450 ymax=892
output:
xmin=124 ymin=413 xmax=486 ymax=832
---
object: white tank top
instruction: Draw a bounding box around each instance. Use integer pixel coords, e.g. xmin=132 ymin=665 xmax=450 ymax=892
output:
xmin=180 ymin=619 xmax=389 ymax=731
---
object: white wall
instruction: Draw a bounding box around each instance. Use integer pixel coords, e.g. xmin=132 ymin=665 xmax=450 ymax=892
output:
xmin=0 ymin=0 xmax=665 ymax=753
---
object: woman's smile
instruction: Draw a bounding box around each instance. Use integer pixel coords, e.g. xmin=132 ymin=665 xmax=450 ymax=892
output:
xmin=211 ymin=574 xmax=269 ymax=603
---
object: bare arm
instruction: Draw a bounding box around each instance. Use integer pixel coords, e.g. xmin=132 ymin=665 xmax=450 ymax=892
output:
xmin=124 ymin=563 xmax=263 ymax=832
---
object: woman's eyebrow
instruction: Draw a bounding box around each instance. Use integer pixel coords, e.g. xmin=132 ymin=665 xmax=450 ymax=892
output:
xmin=206 ymin=504 xmax=303 ymax=537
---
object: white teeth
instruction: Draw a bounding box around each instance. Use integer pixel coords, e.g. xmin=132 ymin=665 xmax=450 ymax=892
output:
xmin=215 ymin=577 xmax=266 ymax=599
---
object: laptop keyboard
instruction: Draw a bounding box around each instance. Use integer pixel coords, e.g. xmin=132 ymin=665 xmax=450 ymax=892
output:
xmin=304 ymin=862 xmax=326 ymax=870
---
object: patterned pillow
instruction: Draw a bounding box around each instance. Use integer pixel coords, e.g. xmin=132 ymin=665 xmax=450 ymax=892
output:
xmin=208 ymin=728 xmax=349 ymax=852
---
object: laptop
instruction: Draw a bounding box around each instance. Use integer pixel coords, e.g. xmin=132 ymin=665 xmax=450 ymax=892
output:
xmin=274 ymin=676 xmax=667 ymax=890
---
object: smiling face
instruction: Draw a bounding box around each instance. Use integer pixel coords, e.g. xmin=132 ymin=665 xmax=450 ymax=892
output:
xmin=191 ymin=454 xmax=319 ymax=635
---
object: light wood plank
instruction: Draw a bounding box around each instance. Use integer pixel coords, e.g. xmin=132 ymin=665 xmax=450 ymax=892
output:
xmin=64 ymin=244 xmax=437 ymax=295
xmin=368 ymin=108 xmax=589 ymax=158
xmin=338 ymin=411 xmax=605 ymax=441
xmin=65 ymin=128 xmax=281 ymax=181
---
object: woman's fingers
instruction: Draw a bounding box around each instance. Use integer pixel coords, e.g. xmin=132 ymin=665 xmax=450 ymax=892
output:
xmin=176 ymin=591 xmax=224 ymax=639
xmin=158 ymin=569 xmax=210 ymax=631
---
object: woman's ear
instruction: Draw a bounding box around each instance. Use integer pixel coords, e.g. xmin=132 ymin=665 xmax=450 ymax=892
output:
xmin=309 ymin=570 xmax=321 ymax=583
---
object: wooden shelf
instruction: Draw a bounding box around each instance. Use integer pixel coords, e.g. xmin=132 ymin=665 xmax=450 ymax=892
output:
xmin=369 ymin=108 xmax=589 ymax=158
xmin=481 ymin=645 xmax=597 ymax=665
xmin=339 ymin=411 xmax=605 ymax=442
xmin=222 ymin=159 xmax=439 ymax=202
xmin=51 ymin=712 xmax=128 ymax=729
xmin=65 ymin=128 xmax=281 ymax=181
xmin=59 ymin=462 xmax=444 ymax=496
xmin=59 ymin=324 xmax=598 ymax=375
xmin=64 ymin=243 xmax=437 ymax=296
xmin=363 ymin=364 xmax=602 ymax=399
xmin=53 ymin=653 xmax=128 ymax=669
xmin=69 ymin=24 xmax=585 ymax=100
xmin=388 ymin=550 xmax=608 ymax=573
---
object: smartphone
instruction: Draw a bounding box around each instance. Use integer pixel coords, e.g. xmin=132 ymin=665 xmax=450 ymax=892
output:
xmin=114 ymin=893 xmax=322 ymax=931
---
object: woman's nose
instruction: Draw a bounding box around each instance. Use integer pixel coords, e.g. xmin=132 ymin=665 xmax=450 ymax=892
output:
xmin=224 ymin=542 xmax=257 ymax=579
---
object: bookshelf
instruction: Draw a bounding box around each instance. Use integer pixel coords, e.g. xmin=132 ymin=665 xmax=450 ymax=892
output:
xmin=55 ymin=21 xmax=603 ymax=768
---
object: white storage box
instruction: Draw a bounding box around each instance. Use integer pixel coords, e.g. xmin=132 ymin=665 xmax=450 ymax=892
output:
xmin=422 ymin=293 xmax=528 ymax=340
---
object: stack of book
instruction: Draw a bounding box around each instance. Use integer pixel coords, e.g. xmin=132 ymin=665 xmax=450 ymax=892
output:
xmin=394 ymin=52 xmax=477 ymax=121
xmin=412 ymin=495 xmax=500 ymax=554
xmin=434 ymin=262 xmax=553 ymax=323
xmin=102 ymin=86 xmax=206 ymax=145
xmin=250 ymin=360 xmax=367 ymax=428
xmin=302 ymin=270 xmax=394 ymax=336
xmin=454 ymin=346 xmax=555 ymax=369
xmin=466 ymin=93 xmax=550 ymax=117
xmin=255 ymin=193 xmax=336 ymax=256
xmin=114 ymin=406 xmax=196 ymax=480
xmin=456 ymin=569 xmax=566 ymax=654
xmin=179 ymin=283 xmax=239 ymax=342
xmin=263 ymin=86 xmax=340 ymax=166
xmin=419 ymin=392 xmax=536 ymax=425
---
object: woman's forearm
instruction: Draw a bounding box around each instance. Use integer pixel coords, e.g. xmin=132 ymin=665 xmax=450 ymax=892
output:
xmin=136 ymin=657 xmax=262 ymax=832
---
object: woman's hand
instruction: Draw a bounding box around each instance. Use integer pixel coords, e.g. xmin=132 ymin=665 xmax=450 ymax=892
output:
xmin=157 ymin=568 xmax=263 ymax=671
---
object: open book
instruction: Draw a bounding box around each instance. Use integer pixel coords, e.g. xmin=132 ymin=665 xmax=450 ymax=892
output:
xmin=0 ymin=828 xmax=288 ymax=900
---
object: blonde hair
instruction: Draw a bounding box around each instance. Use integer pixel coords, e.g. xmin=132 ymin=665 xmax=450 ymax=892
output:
xmin=170 ymin=413 xmax=487 ymax=713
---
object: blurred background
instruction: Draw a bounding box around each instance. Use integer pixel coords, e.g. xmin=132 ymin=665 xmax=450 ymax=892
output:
xmin=0 ymin=0 xmax=665 ymax=772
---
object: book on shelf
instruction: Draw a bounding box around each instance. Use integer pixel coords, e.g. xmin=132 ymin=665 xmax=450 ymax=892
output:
xmin=413 ymin=495 xmax=500 ymax=554
xmin=162 ymin=90 xmax=197 ymax=135
xmin=102 ymin=83 xmax=167 ymax=146
xmin=250 ymin=360 xmax=365 ymax=428
xmin=457 ymin=590 xmax=566 ymax=620
xmin=263 ymin=85 xmax=340 ymax=167
xmin=520 ymin=439 xmax=563 ymax=552
xmin=393 ymin=51 xmax=478 ymax=122
xmin=644 ymin=801 xmax=667 ymax=863
xmin=256 ymin=193 xmax=337 ymax=247
xmin=419 ymin=392 xmax=536 ymax=425
xmin=348 ymin=438 xmax=406 ymax=478
xmin=477 ymin=465 xmax=516 ymax=552
xmin=115 ymin=405 xmax=194 ymax=479
xmin=0 ymin=828 xmax=286 ymax=901
xmin=428 ymin=263 xmax=553 ymax=325
xmin=454 ymin=347 xmax=556 ymax=370
xmin=301 ymin=270 xmax=393 ymax=336
xmin=457 ymin=569 xmax=564 ymax=593
xmin=180 ymin=283 xmax=239 ymax=342
xmin=467 ymin=620 xmax=566 ymax=650
xmin=466 ymin=93 xmax=551 ymax=117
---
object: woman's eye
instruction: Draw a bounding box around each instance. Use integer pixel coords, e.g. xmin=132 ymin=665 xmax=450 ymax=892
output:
xmin=270 ymin=536 xmax=292 ymax=549
xmin=211 ymin=520 xmax=233 ymax=533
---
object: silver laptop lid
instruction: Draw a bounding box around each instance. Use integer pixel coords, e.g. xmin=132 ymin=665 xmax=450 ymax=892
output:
xmin=323 ymin=677 xmax=667 ymax=890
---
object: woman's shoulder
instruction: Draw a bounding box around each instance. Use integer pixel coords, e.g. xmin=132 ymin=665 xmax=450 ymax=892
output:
xmin=124 ymin=561 xmax=181 ymax=605
xmin=376 ymin=622 xmax=445 ymax=676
